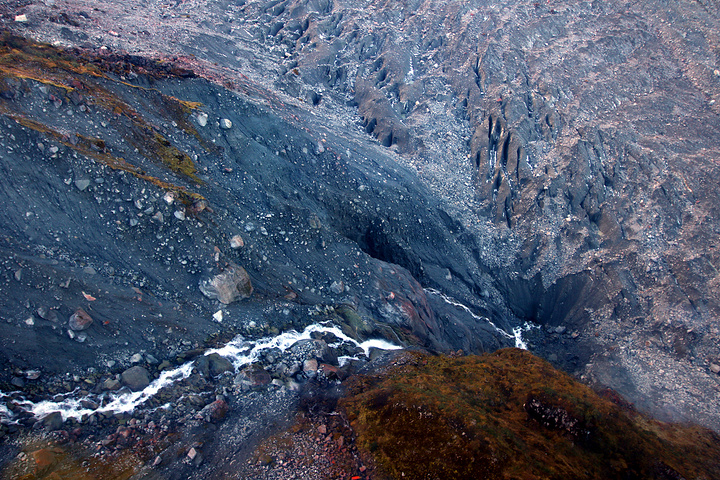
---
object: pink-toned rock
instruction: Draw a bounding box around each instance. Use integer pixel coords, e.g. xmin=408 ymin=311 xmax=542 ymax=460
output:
xmin=199 ymin=262 xmax=253 ymax=304
xmin=230 ymin=234 xmax=244 ymax=249
xmin=68 ymin=308 xmax=93 ymax=331
xmin=198 ymin=398 xmax=229 ymax=422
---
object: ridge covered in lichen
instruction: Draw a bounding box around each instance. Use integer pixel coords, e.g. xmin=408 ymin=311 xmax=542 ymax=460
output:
xmin=340 ymin=349 xmax=720 ymax=479
xmin=0 ymin=31 xmax=207 ymax=199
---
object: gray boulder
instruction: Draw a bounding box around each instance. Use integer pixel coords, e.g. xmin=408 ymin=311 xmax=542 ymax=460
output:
xmin=121 ymin=366 xmax=150 ymax=391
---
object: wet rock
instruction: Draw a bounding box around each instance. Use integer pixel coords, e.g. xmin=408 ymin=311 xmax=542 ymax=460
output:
xmin=130 ymin=353 xmax=143 ymax=364
xmin=11 ymin=376 xmax=25 ymax=388
xmin=234 ymin=365 xmax=271 ymax=390
xmin=194 ymin=353 xmax=234 ymax=377
xmin=289 ymin=338 xmax=337 ymax=365
xmin=710 ymin=363 xmax=720 ymax=374
xmin=199 ymin=262 xmax=253 ymax=304
xmin=68 ymin=307 xmax=93 ymax=331
xmin=103 ymin=378 xmax=121 ymax=391
xmin=121 ymin=366 xmax=150 ymax=391
xmin=220 ymin=118 xmax=232 ymax=129
xmin=41 ymin=411 xmax=64 ymax=431
xmin=80 ymin=399 xmax=98 ymax=409
xmin=196 ymin=112 xmax=208 ymax=127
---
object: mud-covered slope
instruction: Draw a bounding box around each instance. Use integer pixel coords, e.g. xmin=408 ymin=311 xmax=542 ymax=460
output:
xmin=4 ymin=0 xmax=720 ymax=430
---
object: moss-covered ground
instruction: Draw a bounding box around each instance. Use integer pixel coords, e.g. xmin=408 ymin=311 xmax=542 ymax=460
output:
xmin=341 ymin=349 xmax=720 ymax=480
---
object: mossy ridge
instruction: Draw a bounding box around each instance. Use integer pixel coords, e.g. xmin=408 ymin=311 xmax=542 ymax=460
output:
xmin=0 ymin=32 xmax=208 ymax=183
xmin=0 ymin=107 xmax=204 ymax=205
xmin=0 ymin=31 xmax=194 ymax=82
xmin=340 ymin=349 xmax=720 ymax=480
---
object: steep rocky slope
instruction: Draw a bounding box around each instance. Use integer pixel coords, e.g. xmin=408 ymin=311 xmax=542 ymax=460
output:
xmin=0 ymin=0 xmax=719 ymax=455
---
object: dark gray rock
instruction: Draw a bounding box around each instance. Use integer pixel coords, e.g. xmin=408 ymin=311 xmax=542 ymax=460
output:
xmin=41 ymin=411 xmax=64 ymax=431
xmin=120 ymin=366 xmax=150 ymax=391
xmin=194 ymin=353 xmax=234 ymax=377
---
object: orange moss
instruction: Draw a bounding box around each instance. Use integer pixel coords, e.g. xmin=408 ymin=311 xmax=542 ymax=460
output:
xmin=1 ymin=108 xmax=204 ymax=204
xmin=340 ymin=349 xmax=720 ymax=480
xmin=0 ymin=32 xmax=208 ymax=198
xmin=2 ymin=441 xmax=144 ymax=480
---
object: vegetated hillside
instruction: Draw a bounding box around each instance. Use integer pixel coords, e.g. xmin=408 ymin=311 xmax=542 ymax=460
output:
xmin=341 ymin=349 xmax=720 ymax=480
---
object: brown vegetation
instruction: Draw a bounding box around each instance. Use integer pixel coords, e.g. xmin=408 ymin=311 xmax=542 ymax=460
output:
xmin=341 ymin=349 xmax=720 ymax=479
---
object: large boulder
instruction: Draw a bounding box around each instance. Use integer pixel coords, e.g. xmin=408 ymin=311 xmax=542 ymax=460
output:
xmin=199 ymin=262 xmax=253 ymax=304
xmin=194 ymin=353 xmax=234 ymax=377
xmin=120 ymin=366 xmax=151 ymax=391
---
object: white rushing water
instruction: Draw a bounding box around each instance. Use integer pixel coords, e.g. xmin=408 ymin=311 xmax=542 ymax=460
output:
xmin=424 ymin=288 xmax=536 ymax=349
xmin=512 ymin=322 xmax=540 ymax=350
xmin=1 ymin=322 xmax=402 ymax=422
xmin=206 ymin=322 xmax=401 ymax=370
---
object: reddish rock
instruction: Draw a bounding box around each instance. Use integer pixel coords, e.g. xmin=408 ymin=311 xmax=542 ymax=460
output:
xmin=31 ymin=447 xmax=63 ymax=471
xmin=68 ymin=307 xmax=93 ymax=331
xmin=199 ymin=398 xmax=229 ymax=422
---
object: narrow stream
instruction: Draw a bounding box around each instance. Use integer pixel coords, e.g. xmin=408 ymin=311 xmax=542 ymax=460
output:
xmin=0 ymin=322 xmax=401 ymax=423
xmin=0 ymin=293 xmax=533 ymax=425
xmin=424 ymin=288 xmax=537 ymax=349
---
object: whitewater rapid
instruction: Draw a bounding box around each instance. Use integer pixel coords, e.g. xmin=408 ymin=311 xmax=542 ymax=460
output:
xmin=0 ymin=295 xmax=532 ymax=424
xmin=0 ymin=322 xmax=401 ymax=423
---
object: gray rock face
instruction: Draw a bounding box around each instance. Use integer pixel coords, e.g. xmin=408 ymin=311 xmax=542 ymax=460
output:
xmin=121 ymin=366 xmax=150 ymax=391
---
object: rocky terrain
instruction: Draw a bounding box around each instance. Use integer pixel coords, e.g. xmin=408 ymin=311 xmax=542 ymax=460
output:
xmin=0 ymin=0 xmax=719 ymax=478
